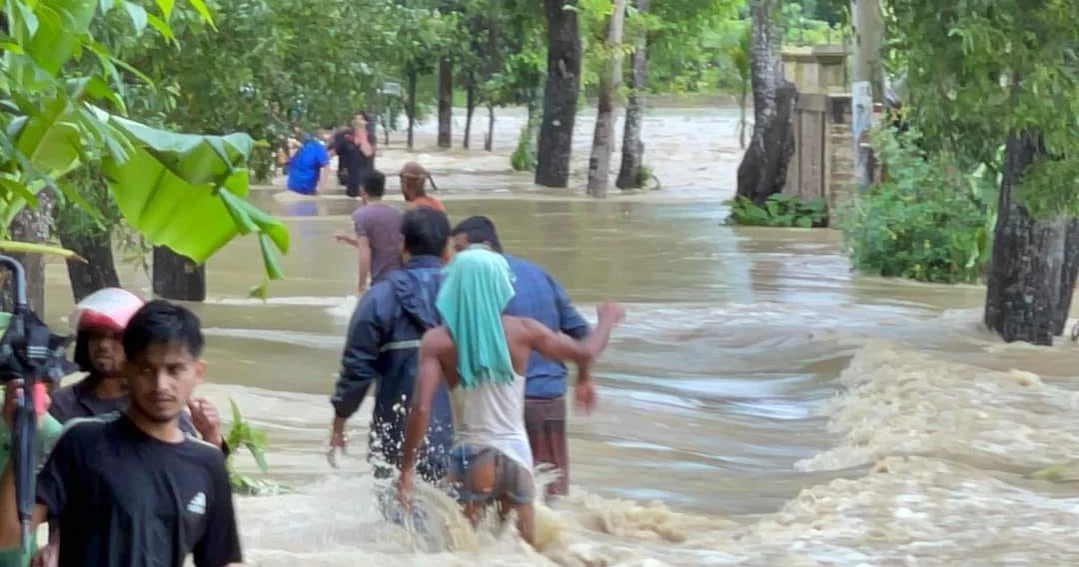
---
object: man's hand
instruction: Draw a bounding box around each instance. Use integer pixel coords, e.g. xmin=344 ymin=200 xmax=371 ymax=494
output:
xmin=574 ymin=380 xmax=597 ymax=415
xmin=597 ymin=302 xmax=626 ymax=326
xmin=327 ymin=430 xmax=347 ymax=468
xmin=188 ymin=398 xmax=223 ymax=448
xmin=30 ymin=540 xmax=57 ymax=567
xmin=3 ymin=379 xmax=48 ymax=428
xmin=335 ymin=233 xmax=358 ymax=246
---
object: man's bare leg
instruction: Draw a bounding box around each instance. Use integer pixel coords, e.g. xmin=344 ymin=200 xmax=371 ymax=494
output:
xmin=497 ymin=495 xmax=535 ymax=546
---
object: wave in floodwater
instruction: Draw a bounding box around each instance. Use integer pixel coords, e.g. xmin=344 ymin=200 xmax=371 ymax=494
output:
xmin=189 ymin=301 xmax=1079 ymax=567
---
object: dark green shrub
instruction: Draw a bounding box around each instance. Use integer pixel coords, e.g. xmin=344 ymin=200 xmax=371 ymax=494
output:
xmin=837 ymin=127 xmax=998 ymax=284
xmin=727 ymin=193 xmax=829 ymax=228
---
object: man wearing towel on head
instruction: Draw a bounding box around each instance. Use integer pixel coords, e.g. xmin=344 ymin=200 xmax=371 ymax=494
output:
xmin=397 ymin=246 xmax=623 ymax=545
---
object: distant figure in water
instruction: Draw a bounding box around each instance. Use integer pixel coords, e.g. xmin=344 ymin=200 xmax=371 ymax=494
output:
xmin=400 ymin=162 xmax=444 ymax=212
xmin=330 ymin=111 xmax=376 ymax=198
xmin=398 ymin=246 xmax=624 ymax=545
xmin=285 ymin=127 xmax=331 ymax=196
xmin=334 ymin=170 xmax=403 ymax=294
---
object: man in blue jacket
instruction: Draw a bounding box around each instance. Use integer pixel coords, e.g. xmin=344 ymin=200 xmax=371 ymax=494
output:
xmin=329 ymin=207 xmax=454 ymax=485
xmin=450 ymin=216 xmax=592 ymax=499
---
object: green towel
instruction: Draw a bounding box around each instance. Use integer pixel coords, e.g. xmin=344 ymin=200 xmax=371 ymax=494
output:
xmin=0 ymin=394 xmax=63 ymax=567
xmin=436 ymin=246 xmax=516 ymax=390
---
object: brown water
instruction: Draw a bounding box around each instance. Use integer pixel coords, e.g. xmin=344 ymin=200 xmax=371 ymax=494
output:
xmin=40 ymin=107 xmax=1079 ymax=565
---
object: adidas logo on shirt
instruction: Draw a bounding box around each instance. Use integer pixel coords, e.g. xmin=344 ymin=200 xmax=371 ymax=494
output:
xmin=186 ymin=492 xmax=206 ymax=515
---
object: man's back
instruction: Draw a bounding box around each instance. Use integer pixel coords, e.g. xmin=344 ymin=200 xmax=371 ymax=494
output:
xmin=38 ymin=414 xmax=241 ymax=567
xmin=351 ymin=203 xmax=403 ymax=283
xmin=287 ymin=140 xmax=329 ymax=193
xmin=333 ymin=256 xmax=453 ymax=478
xmin=503 ymin=256 xmax=590 ymax=397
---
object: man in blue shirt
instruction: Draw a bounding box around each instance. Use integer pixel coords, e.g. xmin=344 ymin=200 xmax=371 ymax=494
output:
xmin=286 ymin=127 xmax=330 ymax=195
xmin=450 ymin=216 xmax=592 ymax=499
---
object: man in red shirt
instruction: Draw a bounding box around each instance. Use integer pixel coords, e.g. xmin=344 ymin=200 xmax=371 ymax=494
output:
xmin=400 ymin=162 xmax=444 ymax=212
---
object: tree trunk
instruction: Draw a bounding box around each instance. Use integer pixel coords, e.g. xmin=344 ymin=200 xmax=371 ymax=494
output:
xmin=536 ymin=0 xmax=583 ymax=188
xmin=407 ymin=69 xmax=418 ymax=151
xmin=738 ymin=81 xmax=749 ymax=149
xmin=736 ymin=0 xmax=797 ymax=205
xmin=0 ymin=193 xmax=55 ymax=314
xmin=152 ymin=247 xmax=206 ymax=302
xmin=57 ymin=226 xmax=120 ymax=303
xmin=484 ymin=105 xmax=495 ymax=151
xmin=616 ymin=0 xmax=651 ymax=190
xmin=850 ymin=0 xmax=884 ymax=191
xmin=1054 ymin=218 xmax=1079 ymax=336
xmin=437 ymin=58 xmax=453 ymax=149
xmin=983 ymin=129 xmax=1066 ymax=346
xmin=463 ymin=75 xmax=475 ymax=149
xmin=586 ymin=0 xmax=628 ymax=198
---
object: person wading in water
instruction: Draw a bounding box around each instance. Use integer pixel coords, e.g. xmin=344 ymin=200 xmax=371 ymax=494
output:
xmin=330 ymin=207 xmax=455 ymax=494
xmin=450 ymin=217 xmax=591 ymax=499
xmin=398 ymin=246 xmax=623 ymax=545
xmin=399 ymin=162 xmax=444 ymax=213
xmin=334 ymin=171 xmax=404 ymax=295
xmin=330 ymin=112 xmax=376 ymax=199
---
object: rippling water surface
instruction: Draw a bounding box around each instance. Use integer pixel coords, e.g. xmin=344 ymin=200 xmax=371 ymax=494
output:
xmin=40 ymin=107 xmax=1079 ymax=565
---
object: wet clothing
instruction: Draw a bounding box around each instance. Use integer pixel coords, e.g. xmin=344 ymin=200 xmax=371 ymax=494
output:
xmin=332 ymin=255 xmax=453 ymax=481
xmin=350 ymin=202 xmax=403 ymax=285
xmin=286 ymin=138 xmax=330 ymax=195
xmin=332 ymin=130 xmax=376 ymax=198
xmin=36 ymin=413 xmax=242 ymax=567
xmin=524 ymin=396 xmax=569 ymax=496
xmin=409 ymin=196 xmax=445 ymax=213
xmin=449 ymin=444 xmax=534 ymax=505
xmin=448 ymin=373 xmax=533 ymax=505
xmin=503 ymin=255 xmax=591 ymax=398
xmin=0 ymin=409 xmax=63 ymax=567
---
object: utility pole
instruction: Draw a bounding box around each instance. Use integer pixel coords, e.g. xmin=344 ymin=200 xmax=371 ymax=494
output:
xmin=850 ymin=0 xmax=884 ymax=191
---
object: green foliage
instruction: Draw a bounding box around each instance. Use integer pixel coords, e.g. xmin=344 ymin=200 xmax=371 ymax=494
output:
xmin=225 ymin=398 xmax=281 ymax=496
xmin=727 ymin=194 xmax=828 ymax=228
xmin=779 ymin=2 xmax=842 ymax=46
xmin=887 ymin=0 xmax=1079 ymax=218
xmin=0 ymin=0 xmax=288 ymax=290
xmin=511 ymin=122 xmax=537 ymax=172
xmin=839 ymin=128 xmax=998 ymax=284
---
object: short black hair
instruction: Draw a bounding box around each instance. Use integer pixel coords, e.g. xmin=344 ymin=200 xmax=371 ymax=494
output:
xmin=122 ymin=300 xmax=205 ymax=360
xmin=402 ymin=207 xmax=450 ymax=258
xmin=450 ymin=216 xmax=503 ymax=253
xmin=362 ymin=170 xmax=386 ymax=198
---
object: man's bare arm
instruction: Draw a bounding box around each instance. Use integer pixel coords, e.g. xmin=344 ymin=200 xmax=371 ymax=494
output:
xmin=526 ymin=302 xmax=624 ymax=366
xmin=400 ymin=333 xmax=445 ymax=474
xmin=356 ymin=237 xmax=371 ymax=292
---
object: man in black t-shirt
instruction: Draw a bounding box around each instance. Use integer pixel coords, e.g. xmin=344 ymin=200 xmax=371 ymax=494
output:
xmin=330 ymin=111 xmax=376 ymax=198
xmin=0 ymin=301 xmax=243 ymax=567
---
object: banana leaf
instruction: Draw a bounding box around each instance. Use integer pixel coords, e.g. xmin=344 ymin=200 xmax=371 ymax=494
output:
xmin=100 ymin=114 xmax=289 ymax=280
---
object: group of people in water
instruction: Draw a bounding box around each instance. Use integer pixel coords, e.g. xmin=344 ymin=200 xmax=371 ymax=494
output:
xmin=280 ymin=111 xmax=378 ymax=199
xmin=0 ymin=120 xmax=625 ymax=566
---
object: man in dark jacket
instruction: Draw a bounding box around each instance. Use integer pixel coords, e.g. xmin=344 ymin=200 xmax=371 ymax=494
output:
xmin=328 ymin=206 xmax=454 ymax=484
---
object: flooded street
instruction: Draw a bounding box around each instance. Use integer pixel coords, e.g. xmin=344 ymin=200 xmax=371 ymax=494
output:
xmin=41 ymin=107 xmax=1079 ymax=565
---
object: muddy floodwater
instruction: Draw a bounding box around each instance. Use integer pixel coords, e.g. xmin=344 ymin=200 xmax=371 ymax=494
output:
xmin=39 ymin=107 xmax=1079 ymax=565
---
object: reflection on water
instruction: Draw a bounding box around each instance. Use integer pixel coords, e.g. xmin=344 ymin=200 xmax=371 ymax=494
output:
xmin=36 ymin=107 xmax=1079 ymax=565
